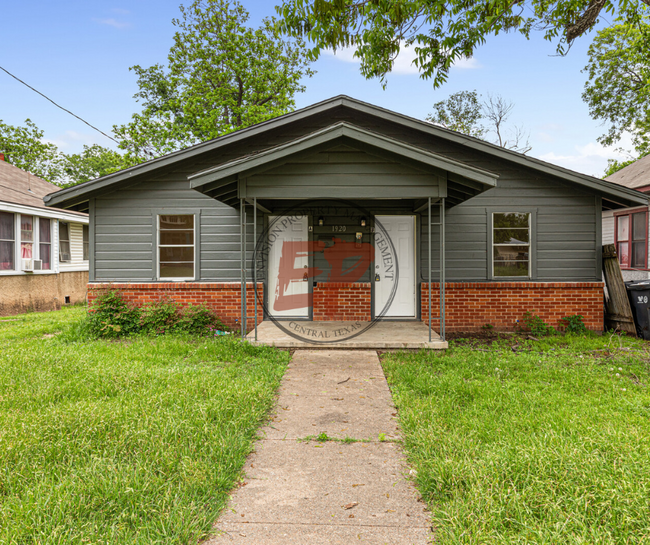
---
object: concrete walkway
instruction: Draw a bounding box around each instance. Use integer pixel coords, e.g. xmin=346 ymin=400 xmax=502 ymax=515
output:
xmin=206 ymin=350 xmax=433 ymax=544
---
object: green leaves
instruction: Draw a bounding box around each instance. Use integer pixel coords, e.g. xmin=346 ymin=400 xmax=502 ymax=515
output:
xmin=114 ymin=0 xmax=314 ymax=162
xmin=277 ymin=0 xmax=650 ymax=87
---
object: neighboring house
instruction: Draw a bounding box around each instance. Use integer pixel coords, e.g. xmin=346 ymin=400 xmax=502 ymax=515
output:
xmin=602 ymin=155 xmax=650 ymax=281
xmin=0 ymin=156 xmax=89 ymax=315
xmin=44 ymin=96 xmax=647 ymax=335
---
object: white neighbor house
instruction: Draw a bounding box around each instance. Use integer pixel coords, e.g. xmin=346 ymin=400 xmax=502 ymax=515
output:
xmin=0 ymin=156 xmax=89 ymax=315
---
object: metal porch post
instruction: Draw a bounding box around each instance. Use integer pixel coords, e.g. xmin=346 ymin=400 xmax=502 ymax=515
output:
xmin=240 ymin=199 xmax=247 ymax=338
xmin=441 ymin=198 xmax=446 ymax=341
xmin=428 ymin=197 xmax=432 ymax=342
xmin=253 ymin=198 xmax=258 ymax=341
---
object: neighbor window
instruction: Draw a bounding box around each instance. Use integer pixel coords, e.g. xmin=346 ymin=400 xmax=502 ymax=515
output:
xmin=0 ymin=211 xmax=14 ymax=271
xmin=21 ymin=215 xmax=33 ymax=260
xmin=493 ymin=212 xmax=530 ymax=277
xmin=39 ymin=218 xmax=51 ymax=270
xmin=82 ymin=225 xmax=89 ymax=261
xmin=158 ymin=215 xmax=195 ymax=279
xmin=616 ymin=211 xmax=647 ymax=269
xmin=59 ymin=222 xmax=71 ymax=262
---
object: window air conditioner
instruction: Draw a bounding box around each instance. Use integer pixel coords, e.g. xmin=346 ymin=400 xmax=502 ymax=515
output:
xmin=33 ymin=260 xmax=43 ymax=271
xmin=22 ymin=259 xmax=34 ymax=271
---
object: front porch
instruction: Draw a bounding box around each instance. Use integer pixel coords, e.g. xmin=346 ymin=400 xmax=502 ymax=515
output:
xmin=246 ymin=320 xmax=448 ymax=350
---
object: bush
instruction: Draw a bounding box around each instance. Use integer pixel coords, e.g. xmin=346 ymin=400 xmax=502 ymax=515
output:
xmin=560 ymin=314 xmax=587 ymax=334
xmin=88 ymin=290 xmax=227 ymax=338
xmin=520 ymin=311 xmax=557 ymax=336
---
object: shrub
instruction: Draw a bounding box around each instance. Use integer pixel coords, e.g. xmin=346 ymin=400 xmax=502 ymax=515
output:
xmin=87 ymin=290 xmax=227 ymax=338
xmin=520 ymin=311 xmax=556 ymax=336
xmin=560 ymin=314 xmax=587 ymax=334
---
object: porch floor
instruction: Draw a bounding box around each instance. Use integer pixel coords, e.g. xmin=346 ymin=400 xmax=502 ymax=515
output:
xmin=246 ymin=320 xmax=448 ymax=350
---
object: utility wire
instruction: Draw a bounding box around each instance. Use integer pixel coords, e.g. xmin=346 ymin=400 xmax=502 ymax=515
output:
xmin=0 ymin=64 xmax=120 ymax=145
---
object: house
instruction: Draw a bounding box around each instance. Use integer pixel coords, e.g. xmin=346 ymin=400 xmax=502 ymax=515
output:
xmin=43 ymin=96 xmax=647 ymax=340
xmin=602 ymin=155 xmax=650 ymax=281
xmin=0 ymin=156 xmax=89 ymax=315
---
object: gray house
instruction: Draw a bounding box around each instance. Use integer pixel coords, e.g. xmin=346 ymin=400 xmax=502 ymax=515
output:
xmin=44 ymin=96 xmax=647 ymax=341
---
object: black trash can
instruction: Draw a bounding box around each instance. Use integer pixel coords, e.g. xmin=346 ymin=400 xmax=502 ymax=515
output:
xmin=625 ymin=281 xmax=650 ymax=340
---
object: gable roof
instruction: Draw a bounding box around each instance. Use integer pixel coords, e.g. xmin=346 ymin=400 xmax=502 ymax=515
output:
xmin=605 ymin=155 xmax=650 ymax=191
xmin=44 ymin=95 xmax=648 ymax=211
xmin=0 ymin=159 xmax=87 ymax=219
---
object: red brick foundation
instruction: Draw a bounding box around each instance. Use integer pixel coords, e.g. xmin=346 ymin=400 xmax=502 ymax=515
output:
xmin=312 ymin=282 xmax=371 ymax=321
xmin=421 ymin=282 xmax=604 ymax=332
xmin=87 ymin=283 xmax=263 ymax=331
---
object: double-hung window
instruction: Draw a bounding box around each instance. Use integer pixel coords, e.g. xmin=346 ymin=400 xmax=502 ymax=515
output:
xmin=616 ymin=210 xmax=647 ymax=269
xmin=493 ymin=212 xmax=531 ymax=277
xmin=21 ymin=215 xmax=34 ymax=260
xmin=83 ymin=225 xmax=89 ymax=261
xmin=158 ymin=215 xmax=195 ymax=280
xmin=0 ymin=211 xmax=14 ymax=271
xmin=59 ymin=222 xmax=71 ymax=262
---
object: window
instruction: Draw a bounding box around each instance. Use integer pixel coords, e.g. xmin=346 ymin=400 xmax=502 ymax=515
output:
xmin=59 ymin=222 xmax=71 ymax=262
xmin=493 ymin=212 xmax=530 ymax=277
xmin=39 ymin=218 xmax=51 ymax=270
xmin=21 ymin=215 xmax=33 ymax=260
xmin=616 ymin=211 xmax=647 ymax=269
xmin=158 ymin=215 xmax=194 ymax=279
xmin=83 ymin=225 xmax=89 ymax=261
xmin=0 ymin=211 xmax=14 ymax=271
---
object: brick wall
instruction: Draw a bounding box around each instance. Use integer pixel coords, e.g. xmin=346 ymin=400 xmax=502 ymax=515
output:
xmin=312 ymin=282 xmax=371 ymax=321
xmin=421 ymin=282 xmax=604 ymax=332
xmin=87 ymin=283 xmax=263 ymax=331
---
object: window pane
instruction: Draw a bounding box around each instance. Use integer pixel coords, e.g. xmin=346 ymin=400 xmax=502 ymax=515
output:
xmin=40 ymin=244 xmax=51 ymax=270
xmin=59 ymin=241 xmax=71 ymax=262
xmin=83 ymin=225 xmax=89 ymax=243
xmin=21 ymin=215 xmax=33 ymax=242
xmin=159 ymin=262 xmax=194 ymax=278
xmin=21 ymin=243 xmax=33 ymax=259
xmin=494 ymin=228 xmax=529 ymax=244
xmin=160 ymin=230 xmax=194 ymax=245
xmin=494 ymin=262 xmax=529 ymax=277
xmin=617 ymin=216 xmax=629 ymax=241
xmin=494 ymin=213 xmax=529 ymax=228
xmin=632 ymin=241 xmax=646 ymax=268
xmin=83 ymin=225 xmax=89 ymax=261
xmin=160 ymin=247 xmax=194 ymax=262
xmin=59 ymin=222 xmax=69 ymax=241
xmin=494 ymin=246 xmax=529 ymax=277
xmin=0 ymin=212 xmax=14 ymax=240
xmin=39 ymin=218 xmax=51 ymax=243
xmin=160 ymin=215 xmax=193 ymax=230
xmin=618 ymin=242 xmax=629 ymax=265
xmin=633 ymin=213 xmax=646 ymax=241
xmin=0 ymin=241 xmax=14 ymax=270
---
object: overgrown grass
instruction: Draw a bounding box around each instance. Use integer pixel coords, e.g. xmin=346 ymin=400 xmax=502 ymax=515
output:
xmin=382 ymin=334 xmax=650 ymax=544
xmin=0 ymin=307 xmax=289 ymax=544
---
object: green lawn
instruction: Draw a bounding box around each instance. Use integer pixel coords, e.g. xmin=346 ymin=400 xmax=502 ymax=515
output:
xmin=382 ymin=334 xmax=650 ymax=544
xmin=0 ymin=307 xmax=289 ymax=545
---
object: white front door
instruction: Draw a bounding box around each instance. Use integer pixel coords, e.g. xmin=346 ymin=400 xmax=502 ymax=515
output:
xmin=374 ymin=215 xmax=416 ymax=318
xmin=268 ymin=215 xmax=310 ymax=318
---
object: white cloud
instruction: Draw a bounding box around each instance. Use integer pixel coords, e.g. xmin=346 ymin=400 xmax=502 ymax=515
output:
xmin=323 ymin=43 xmax=479 ymax=75
xmin=537 ymin=135 xmax=635 ymax=177
xmin=112 ymin=8 xmax=130 ymax=15
xmin=94 ymin=17 xmax=130 ymax=29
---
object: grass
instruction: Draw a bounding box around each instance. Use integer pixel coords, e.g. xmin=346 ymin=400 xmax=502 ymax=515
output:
xmin=0 ymin=307 xmax=290 ymax=545
xmin=382 ymin=333 xmax=650 ymax=544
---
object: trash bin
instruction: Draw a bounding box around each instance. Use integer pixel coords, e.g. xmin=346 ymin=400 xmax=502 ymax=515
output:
xmin=625 ymin=281 xmax=650 ymax=340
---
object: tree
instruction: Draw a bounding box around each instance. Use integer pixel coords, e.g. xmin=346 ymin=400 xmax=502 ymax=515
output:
xmin=0 ymin=119 xmax=64 ymax=182
xmin=427 ymin=90 xmax=531 ymax=153
xmin=60 ymin=144 xmax=132 ymax=187
xmin=582 ymin=18 xmax=650 ymax=173
xmin=114 ymin=0 xmax=314 ymax=161
xmin=277 ymin=0 xmax=650 ymax=87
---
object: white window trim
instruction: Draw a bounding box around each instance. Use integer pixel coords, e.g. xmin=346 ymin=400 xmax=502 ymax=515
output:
xmin=157 ymin=214 xmax=196 ymax=281
xmin=490 ymin=211 xmax=534 ymax=280
xmin=0 ymin=213 xmax=56 ymax=275
xmin=59 ymin=221 xmax=72 ymax=264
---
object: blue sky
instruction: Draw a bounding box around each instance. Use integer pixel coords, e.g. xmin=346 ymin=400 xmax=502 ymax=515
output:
xmin=1 ymin=0 xmax=630 ymax=177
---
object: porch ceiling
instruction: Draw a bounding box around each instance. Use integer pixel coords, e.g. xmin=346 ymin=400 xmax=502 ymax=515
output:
xmin=188 ymin=122 xmax=499 ymax=209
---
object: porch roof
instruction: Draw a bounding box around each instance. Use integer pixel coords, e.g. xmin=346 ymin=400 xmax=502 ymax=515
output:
xmin=188 ymin=122 xmax=499 ymax=208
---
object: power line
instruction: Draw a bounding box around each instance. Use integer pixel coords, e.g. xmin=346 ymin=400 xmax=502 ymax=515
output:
xmin=0 ymin=64 xmax=120 ymax=145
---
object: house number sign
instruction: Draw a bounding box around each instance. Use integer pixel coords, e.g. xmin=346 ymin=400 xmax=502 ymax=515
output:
xmin=332 ymin=225 xmax=347 ymax=232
